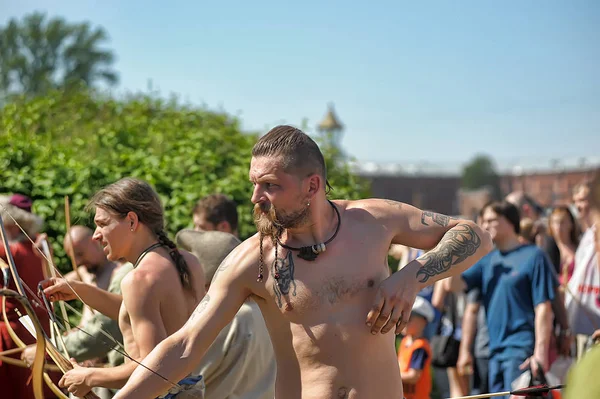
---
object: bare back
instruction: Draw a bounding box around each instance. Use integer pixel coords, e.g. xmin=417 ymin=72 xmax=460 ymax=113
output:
xmin=119 ymin=249 xmax=205 ymax=362
xmin=242 ymin=201 xmax=403 ymax=399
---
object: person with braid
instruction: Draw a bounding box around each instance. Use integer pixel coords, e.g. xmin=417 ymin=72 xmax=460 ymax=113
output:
xmin=41 ymin=178 xmax=206 ymax=398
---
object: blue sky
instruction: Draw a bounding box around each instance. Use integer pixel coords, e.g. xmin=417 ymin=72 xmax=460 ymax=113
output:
xmin=3 ymin=1 xmax=599 ymax=170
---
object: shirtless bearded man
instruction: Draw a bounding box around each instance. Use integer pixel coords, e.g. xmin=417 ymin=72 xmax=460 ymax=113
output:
xmin=42 ymin=178 xmax=206 ymax=397
xmin=115 ymin=125 xmax=493 ymax=399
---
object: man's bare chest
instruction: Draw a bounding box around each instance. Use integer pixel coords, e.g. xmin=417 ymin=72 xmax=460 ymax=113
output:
xmin=261 ymin=241 xmax=390 ymax=317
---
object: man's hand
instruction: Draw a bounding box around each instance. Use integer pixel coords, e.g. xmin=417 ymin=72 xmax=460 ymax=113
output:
xmin=59 ymin=358 xmax=94 ymax=397
xmin=592 ymin=329 xmax=600 ymax=344
xmin=366 ymin=262 xmax=422 ymax=335
xmin=40 ymin=277 xmax=78 ymax=302
xmin=20 ymin=345 xmax=37 ymax=367
xmin=519 ymin=354 xmax=548 ymax=378
xmin=456 ymin=349 xmax=474 ymax=376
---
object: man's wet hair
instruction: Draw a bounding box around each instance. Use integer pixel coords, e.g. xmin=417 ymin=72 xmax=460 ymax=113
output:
xmin=252 ymin=125 xmax=331 ymax=192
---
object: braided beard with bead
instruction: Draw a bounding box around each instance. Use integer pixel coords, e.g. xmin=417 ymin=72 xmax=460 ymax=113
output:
xmin=257 ymin=233 xmax=278 ymax=282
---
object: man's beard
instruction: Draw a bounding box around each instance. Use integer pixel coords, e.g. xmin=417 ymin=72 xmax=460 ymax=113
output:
xmin=253 ymin=201 xmax=310 ymax=238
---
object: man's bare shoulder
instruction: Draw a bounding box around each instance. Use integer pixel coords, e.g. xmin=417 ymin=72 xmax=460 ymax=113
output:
xmin=335 ymin=198 xmax=407 ymax=219
xmin=121 ymin=251 xmax=180 ymax=293
xmin=120 ymin=265 xmax=160 ymax=301
xmin=212 ymin=234 xmax=261 ymax=281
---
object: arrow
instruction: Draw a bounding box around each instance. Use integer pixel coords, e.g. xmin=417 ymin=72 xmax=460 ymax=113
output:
xmin=446 ymin=384 xmax=564 ymax=399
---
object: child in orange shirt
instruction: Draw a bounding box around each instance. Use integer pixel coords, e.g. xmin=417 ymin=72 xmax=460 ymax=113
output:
xmin=399 ymin=296 xmax=435 ymax=399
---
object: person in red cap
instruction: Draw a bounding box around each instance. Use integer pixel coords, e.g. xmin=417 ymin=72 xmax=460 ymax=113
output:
xmin=0 ymin=194 xmax=61 ymax=398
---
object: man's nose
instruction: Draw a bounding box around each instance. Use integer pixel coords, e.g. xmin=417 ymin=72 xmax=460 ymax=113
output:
xmin=251 ymin=185 xmax=264 ymax=205
xmin=92 ymin=228 xmax=102 ymax=241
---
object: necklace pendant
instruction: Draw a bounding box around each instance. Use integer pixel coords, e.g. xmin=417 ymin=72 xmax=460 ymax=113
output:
xmin=298 ymin=246 xmax=318 ymax=261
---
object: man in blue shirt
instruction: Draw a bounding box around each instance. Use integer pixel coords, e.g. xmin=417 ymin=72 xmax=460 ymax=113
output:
xmin=447 ymin=201 xmax=557 ymax=396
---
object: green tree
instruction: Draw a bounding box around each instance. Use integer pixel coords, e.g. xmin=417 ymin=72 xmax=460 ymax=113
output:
xmin=0 ymin=12 xmax=117 ymax=99
xmin=461 ymin=154 xmax=501 ymax=198
xmin=0 ymin=89 xmax=370 ymax=274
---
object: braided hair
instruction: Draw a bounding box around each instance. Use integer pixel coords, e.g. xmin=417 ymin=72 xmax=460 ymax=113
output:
xmin=88 ymin=178 xmax=196 ymax=298
xmin=156 ymin=230 xmax=192 ymax=291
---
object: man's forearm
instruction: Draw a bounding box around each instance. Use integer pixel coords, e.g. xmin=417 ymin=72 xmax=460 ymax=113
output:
xmin=114 ymin=331 xmax=198 ymax=398
xmin=89 ymin=361 xmax=137 ymax=389
xmin=408 ymin=222 xmax=492 ymax=287
xmin=534 ymin=301 xmax=554 ymax=367
xmin=72 ymin=280 xmax=122 ymax=320
xmin=460 ymin=302 xmax=479 ymax=354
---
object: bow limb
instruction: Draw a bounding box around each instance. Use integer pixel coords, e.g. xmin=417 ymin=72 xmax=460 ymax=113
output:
xmin=63 ymin=196 xmax=98 ymax=322
xmin=1 ymin=289 xmax=47 ymax=399
xmin=3 ymin=292 xmax=69 ymax=399
xmin=1 ymin=218 xmax=100 ymax=399
xmin=40 ymin=238 xmax=72 ymax=359
xmin=64 ymin=196 xmax=84 ymax=282
xmin=1 ymin=241 xmax=69 ymax=398
xmin=1 ymin=204 xmax=183 ymax=393
xmin=0 ymin=353 xmax=61 ymax=372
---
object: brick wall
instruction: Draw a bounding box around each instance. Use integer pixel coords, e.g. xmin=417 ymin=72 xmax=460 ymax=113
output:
xmin=500 ymin=168 xmax=598 ymax=207
xmin=361 ymin=166 xmax=598 ymax=219
xmin=364 ymin=175 xmax=461 ymax=215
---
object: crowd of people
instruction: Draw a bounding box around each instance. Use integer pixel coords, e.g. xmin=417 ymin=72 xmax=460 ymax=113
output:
xmin=0 ymin=125 xmax=598 ymax=399
xmin=393 ymin=182 xmax=600 ymax=399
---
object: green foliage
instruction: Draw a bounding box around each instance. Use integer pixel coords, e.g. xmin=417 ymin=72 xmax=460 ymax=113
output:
xmin=461 ymin=154 xmax=501 ymax=198
xmin=0 ymin=12 xmax=117 ymax=100
xmin=0 ymin=89 xmax=370 ymax=274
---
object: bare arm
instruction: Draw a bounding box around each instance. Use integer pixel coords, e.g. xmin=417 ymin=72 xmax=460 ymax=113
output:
xmin=74 ymin=280 xmax=123 ymax=320
xmin=366 ymin=200 xmax=492 ymax=334
xmin=431 ymin=280 xmax=447 ymax=311
xmin=59 ymin=269 xmax=173 ymax=393
xmin=123 ymin=270 xmax=169 ymax=358
xmin=113 ymin=242 xmax=256 ymax=399
xmin=457 ymin=301 xmax=479 ymax=375
xmin=533 ymin=301 xmax=554 ymax=370
xmin=87 ymin=362 xmax=138 ymax=390
xmin=382 ymin=200 xmax=492 ymax=284
xmin=43 ymin=278 xmax=122 ymax=320
xmin=407 ymin=222 xmax=491 ymax=287
xmin=551 ymin=290 xmax=572 ymax=356
xmin=461 ymin=302 xmax=479 ymax=354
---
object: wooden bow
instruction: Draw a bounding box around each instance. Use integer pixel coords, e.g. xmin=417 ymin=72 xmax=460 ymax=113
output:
xmin=0 ymin=346 xmax=60 ymax=371
xmin=0 ymin=201 xmax=184 ymax=395
xmin=0 ymin=217 xmax=100 ymax=399
xmin=0 ymin=248 xmax=67 ymax=398
xmin=64 ymin=195 xmax=84 ymax=282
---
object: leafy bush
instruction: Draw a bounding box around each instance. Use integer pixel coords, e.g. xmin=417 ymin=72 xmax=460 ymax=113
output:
xmin=0 ymin=89 xmax=370 ymax=273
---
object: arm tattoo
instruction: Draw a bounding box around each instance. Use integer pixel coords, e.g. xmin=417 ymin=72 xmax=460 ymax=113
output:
xmin=415 ymin=224 xmax=481 ymax=283
xmin=383 ymin=199 xmax=402 ymax=210
xmin=272 ymin=251 xmax=297 ymax=308
xmin=211 ymin=259 xmax=230 ymax=284
xmin=421 ymin=211 xmax=455 ymax=227
xmin=189 ymin=294 xmax=210 ymax=322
